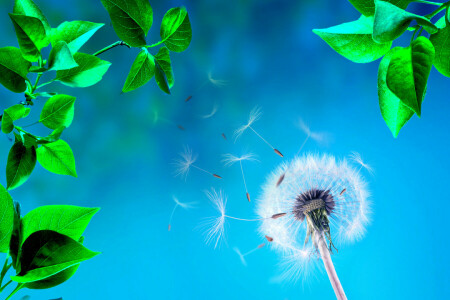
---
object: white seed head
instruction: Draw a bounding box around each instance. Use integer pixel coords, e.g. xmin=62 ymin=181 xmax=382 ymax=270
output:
xmin=172 ymin=146 xmax=198 ymax=180
xmin=200 ymin=188 xmax=227 ymax=249
xmin=207 ymin=71 xmax=228 ymax=87
xmin=200 ymin=102 xmax=219 ymax=119
xmin=222 ymin=152 xmax=259 ymax=167
xmin=234 ymin=106 xmax=262 ymax=142
xmin=233 ymin=247 xmax=247 ymax=266
xmin=172 ymin=196 xmax=197 ymax=210
xmin=256 ymin=153 xmax=371 ymax=280
xmin=349 ymin=151 xmax=374 ymax=175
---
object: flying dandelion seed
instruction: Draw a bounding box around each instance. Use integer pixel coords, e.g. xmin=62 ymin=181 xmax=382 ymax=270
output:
xmin=349 ymin=151 xmax=374 ymax=175
xmin=200 ymin=102 xmax=219 ymax=119
xmin=168 ymin=196 xmax=196 ymax=231
xmin=222 ymin=153 xmax=259 ymax=202
xmin=276 ymin=119 xmax=330 ymax=187
xmin=222 ymin=133 xmax=227 ymax=140
xmin=257 ymin=153 xmax=370 ymax=299
xmin=153 ymin=111 xmax=185 ymax=131
xmin=184 ymin=71 xmax=228 ymax=102
xmin=233 ymin=243 xmax=266 ymax=266
xmin=173 ymin=146 xmax=222 ymax=180
xmin=234 ymin=107 xmax=283 ymax=157
xmin=200 ymin=188 xmax=286 ymax=249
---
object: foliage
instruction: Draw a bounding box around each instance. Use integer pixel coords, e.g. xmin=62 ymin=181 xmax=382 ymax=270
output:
xmin=314 ymin=0 xmax=450 ymax=137
xmin=0 ymin=0 xmax=191 ymax=298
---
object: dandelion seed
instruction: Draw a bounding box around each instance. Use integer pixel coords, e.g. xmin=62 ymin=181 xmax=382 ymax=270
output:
xmin=233 ymin=243 xmax=266 ymax=266
xmin=153 ymin=111 xmax=185 ymax=131
xmin=222 ymin=153 xmax=259 ymax=202
xmin=168 ymin=196 xmax=196 ymax=231
xmin=222 ymin=133 xmax=227 ymax=140
xmin=173 ymin=146 xmax=222 ymax=180
xmin=207 ymin=71 xmax=228 ymax=87
xmin=265 ymin=235 xmax=274 ymax=242
xmin=185 ymin=95 xmax=192 ymax=102
xmin=201 ymin=188 xmax=285 ymax=249
xmin=350 ymin=151 xmax=374 ymax=175
xmin=257 ymin=153 xmax=371 ymax=298
xmin=234 ymin=107 xmax=283 ymax=157
xmin=201 ymin=102 xmax=219 ymax=119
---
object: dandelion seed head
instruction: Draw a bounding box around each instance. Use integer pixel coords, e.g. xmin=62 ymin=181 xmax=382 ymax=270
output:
xmin=172 ymin=196 xmax=197 ymax=209
xmin=222 ymin=152 xmax=259 ymax=167
xmin=207 ymin=71 xmax=228 ymax=87
xmin=233 ymin=247 xmax=247 ymax=266
xmin=200 ymin=188 xmax=227 ymax=249
xmin=256 ymin=153 xmax=370 ymax=280
xmin=233 ymin=106 xmax=262 ymax=141
xmin=172 ymin=146 xmax=198 ymax=180
xmin=297 ymin=118 xmax=329 ymax=145
xmin=350 ymin=151 xmax=374 ymax=175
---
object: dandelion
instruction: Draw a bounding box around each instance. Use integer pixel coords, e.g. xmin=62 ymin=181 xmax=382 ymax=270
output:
xmin=234 ymin=107 xmax=283 ymax=157
xmin=276 ymin=119 xmax=329 ymax=187
xmin=173 ymin=146 xmax=222 ymax=180
xmin=233 ymin=243 xmax=266 ymax=266
xmin=207 ymin=71 xmax=228 ymax=87
xmin=201 ymin=188 xmax=287 ymax=249
xmin=222 ymin=153 xmax=259 ymax=202
xmin=152 ymin=111 xmax=185 ymax=131
xmin=257 ymin=153 xmax=370 ymax=299
xmin=168 ymin=196 xmax=196 ymax=231
xmin=200 ymin=102 xmax=219 ymax=119
xmin=349 ymin=151 xmax=374 ymax=175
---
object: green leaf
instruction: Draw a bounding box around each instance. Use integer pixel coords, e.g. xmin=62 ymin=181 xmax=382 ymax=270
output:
xmin=36 ymin=126 xmax=65 ymax=145
xmin=122 ymin=49 xmax=155 ymax=93
xmin=373 ymin=0 xmax=438 ymax=43
xmin=55 ymin=53 xmax=111 ymax=87
xmin=313 ymin=16 xmax=391 ymax=63
xmin=2 ymin=104 xmax=31 ymax=134
xmin=47 ymin=41 xmax=78 ymax=71
xmin=378 ymin=48 xmax=414 ymax=137
xmin=25 ymin=263 xmax=80 ymax=289
xmin=0 ymin=184 xmax=14 ymax=253
xmin=51 ymin=21 xmax=104 ymax=54
xmin=9 ymin=13 xmax=50 ymax=62
xmin=348 ymin=0 xmax=412 ymax=16
xmin=6 ymin=141 xmax=36 ymax=190
xmin=12 ymin=230 xmax=99 ymax=283
xmin=9 ymin=201 xmax=22 ymax=270
xmin=36 ymin=140 xmax=77 ymax=177
xmin=430 ymin=25 xmax=450 ymax=77
xmin=0 ymin=47 xmax=31 ymax=93
xmin=39 ymin=94 xmax=75 ymax=129
xmin=154 ymin=60 xmax=170 ymax=94
xmin=13 ymin=0 xmax=51 ymax=36
xmin=100 ymin=0 xmax=153 ymax=47
xmin=21 ymin=205 xmax=99 ymax=246
xmin=386 ymin=36 xmax=434 ymax=116
xmin=154 ymin=46 xmax=174 ymax=87
xmin=160 ymin=7 xmax=192 ymax=52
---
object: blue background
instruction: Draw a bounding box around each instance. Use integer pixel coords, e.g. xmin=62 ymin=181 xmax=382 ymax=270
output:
xmin=0 ymin=0 xmax=449 ymax=299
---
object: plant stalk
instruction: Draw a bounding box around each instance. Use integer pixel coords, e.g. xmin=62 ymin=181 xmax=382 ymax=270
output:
xmin=5 ymin=283 xmax=24 ymax=300
xmin=93 ymin=41 xmax=131 ymax=56
xmin=315 ymin=233 xmax=347 ymax=300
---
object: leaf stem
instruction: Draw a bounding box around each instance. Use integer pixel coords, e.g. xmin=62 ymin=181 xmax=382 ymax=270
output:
xmin=426 ymin=1 xmax=450 ymax=19
xmin=146 ymin=40 xmax=164 ymax=48
xmin=415 ymin=0 xmax=444 ymax=6
xmin=5 ymin=283 xmax=24 ymax=300
xmin=0 ymin=257 xmax=10 ymax=286
xmin=0 ymin=280 xmax=12 ymax=293
xmin=93 ymin=41 xmax=131 ymax=56
xmin=35 ymin=80 xmax=55 ymax=90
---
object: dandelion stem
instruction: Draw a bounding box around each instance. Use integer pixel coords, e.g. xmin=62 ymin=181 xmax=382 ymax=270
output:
xmin=239 ymin=161 xmax=249 ymax=194
xmin=224 ymin=215 xmax=266 ymax=222
xmin=316 ymin=233 xmax=347 ymax=300
xmin=192 ymin=164 xmax=214 ymax=176
xmin=249 ymin=126 xmax=275 ymax=150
